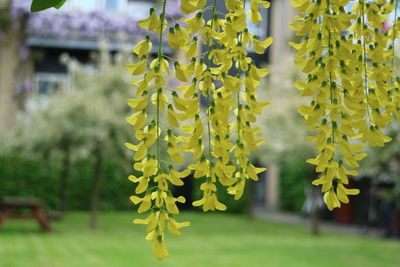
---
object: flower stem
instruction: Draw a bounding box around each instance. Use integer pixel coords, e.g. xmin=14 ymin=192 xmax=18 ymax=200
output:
xmin=157 ymin=0 xmax=168 ymax=171
xmin=206 ymin=0 xmax=218 ymax=177
xmin=392 ymin=0 xmax=398 ymax=78
xmin=360 ymin=0 xmax=371 ymax=124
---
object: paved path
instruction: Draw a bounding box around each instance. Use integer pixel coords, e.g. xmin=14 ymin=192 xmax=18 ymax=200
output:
xmin=253 ymin=207 xmax=384 ymax=237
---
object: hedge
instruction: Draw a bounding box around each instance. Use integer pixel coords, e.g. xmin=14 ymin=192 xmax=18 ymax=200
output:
xmin=0 ymin=152 xmax=250 ymax=213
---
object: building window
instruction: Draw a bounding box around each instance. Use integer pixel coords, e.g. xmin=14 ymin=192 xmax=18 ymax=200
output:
xmin=33 ymin=73 xmax=70 ymax=95
xmin=105 ymin=0 xmax=118 ymax=11
xmin=127 ymin=1 xmax=153 ymax=19
xmin=64 ymin=0 xmax=98 ymax=12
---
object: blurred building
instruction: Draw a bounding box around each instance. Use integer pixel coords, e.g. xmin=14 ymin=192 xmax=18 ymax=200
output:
xmin=0 ymin=0 xmax=292 ymax=128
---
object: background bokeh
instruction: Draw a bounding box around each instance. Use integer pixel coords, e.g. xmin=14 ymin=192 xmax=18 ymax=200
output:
xmin=0 ymin=0 xmax=399 ymax=266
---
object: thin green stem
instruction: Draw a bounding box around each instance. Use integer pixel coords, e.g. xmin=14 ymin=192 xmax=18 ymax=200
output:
xmin=156 ymin=0 xmax=168 ymax=171
xmin=326 ymin=0 xmax=336 ymax=145
xmin=392 ymin=0 xmax=399 ymax=79
xmin=360 ymin=0 xmax=372 ymax=124
xmin=158 ymin=0 xmax=167 ymax=59
xmin=210 ymin=0 xmax=217 ymax=24
xmin=205 ymin=0 xmax=218 ymax=178
xmin=328 ymin=35 xmax=335 ymax=144
xmin=237 ymin=0 xmax=247 ymax=143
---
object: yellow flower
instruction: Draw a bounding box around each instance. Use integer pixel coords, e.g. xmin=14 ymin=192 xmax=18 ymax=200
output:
xmin=134 ymin=157 xmax=158 ymax=178
xmin=150 ymin=57 xmax=169 ymax=74
xmin=248 ymin=0 xmax=270 ymax=25
xmin=167 ymin=218 xmax=190 ymax=236
xmin=126 ymin=110 xmax=147 ymax=129
xmin=125 ymin=141 xmax=147 ymax=161
xmin=172 ymin=92 xmax=199 ymax=117
xmin=131 ymin=78 xmax=149 ymax=96
xmin=138 ymin=8 xmax=163 ymax=33
xmin=165 ymin=195 xmax=185 ymax=214
xmin=199 ymin=25 xmax=217 ymax=45
xmin=131 ymin=193 xmax=152 ymax=213
xmin=181 ymin=12 xmax=205 ymax=34
xmin=126 ymin=57 xmax=147 ymax=76
xmin=215 ymin=161 xmax=236 ymax=186
xmin=324 ymin=190 xmax=341 ymax=211
xmin=166 ymin=24 xmax=190 ymax=49
xmin=177 ymin=79 xmax=197 ymax=98
xmin=288 ymin=0 xmax=398 ymax=211
xmin=336 ymin=183 xmax=360 ymax=204
xmin=249 ymin=63 xmax=269 ymax=81
xmin=246 ymin=163 xmax=266 ymax=181
xmin=152 ymin=238 xmax=169 ymax=261
xmin=154 ymin=173 xmax=169 ymax=191
xmin=168 ymin=168 xmax=190 ymax=186
xmin=167 ymin=104 xmax=180 ymax=127
xmin=128 ymin=175 xmax=150 ymax=194
xmin=128 ymin=0 xmax=275 ymax=258
xmin=211 ymin=193 xmax=227 ymax=211
xmin=188 ymin=159 xmax=208 ymax=178
xmin=183 ymin=38 xmax=199 ymax=59
xmin=180 ymin=0 xmax=206 ymax=14
xmin=127 ymin=94 xmax=147 ymax=111
xmin=174 ymin=62 xmax=189 ymax=82
xmin=228 ymin=178 xmax=245 ymax=200
xmin=132 ymin=35 xmax=152 ymax=57
xmin=151 ymin=90 xmax=167 ymax=110
xmin=253 ymin=36 xmax=273 ymax=54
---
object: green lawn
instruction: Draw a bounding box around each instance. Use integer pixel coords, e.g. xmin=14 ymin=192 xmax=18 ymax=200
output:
xmin=0 ymin=212 xmax=399 ymax=267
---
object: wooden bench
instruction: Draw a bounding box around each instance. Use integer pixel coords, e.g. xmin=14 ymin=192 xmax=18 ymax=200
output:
xmin=0 ymin=197 xmax=51 ymax=232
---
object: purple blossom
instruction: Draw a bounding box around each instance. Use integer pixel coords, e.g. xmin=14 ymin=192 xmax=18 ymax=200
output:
xmin=9 ymin=0 xmax=181 ymax=44
xmin=27 ymin=9 xmax=146 ymax=41
xmin=15 ymin=79 xmax=32 ymax=95
xmin=18 ymin=44 xmax=30 ymax=61
xmin=165 ymin=0 xmax=182 ymax=18
xmin=10 ymin=0 xmax=29 ymax=21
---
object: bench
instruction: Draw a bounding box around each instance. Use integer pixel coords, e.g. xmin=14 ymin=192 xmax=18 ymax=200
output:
xmin=0 ymin=197 xmax=51 ymax=232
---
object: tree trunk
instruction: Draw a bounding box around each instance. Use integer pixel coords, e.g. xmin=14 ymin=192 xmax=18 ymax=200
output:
xmin=90 ymin=146 xmax=102 ymax=230
xmin=0 ymin=0 xmax=19 ymax=132
xmin=247 ymin=180 xmax=255 ymax=220
xmin=59 ymin=145 xmax=70 ymax=214
xmin=310 ymin=186 xmax=320 ymax=236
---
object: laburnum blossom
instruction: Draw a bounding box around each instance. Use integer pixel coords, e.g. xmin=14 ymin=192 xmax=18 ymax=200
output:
xmin=387 ymin=0 xmax=400 ymax=119
xmin=290 ymin=0 xmax=398 ymax=210
xmin=126 ymin=0 xmax=271 ymax=260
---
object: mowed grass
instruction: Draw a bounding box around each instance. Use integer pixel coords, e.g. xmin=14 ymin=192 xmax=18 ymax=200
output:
xmin=0 ymin=212 xmax=399 ymax=267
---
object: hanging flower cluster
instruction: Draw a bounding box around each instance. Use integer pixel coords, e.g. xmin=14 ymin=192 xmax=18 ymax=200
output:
xmin=290 ymin=0 xmax=399 ymax=210
xmin=126 ymin=0 xmax=271 ymax=260
xmin=388 ymin=0 xmax=400 ymax=117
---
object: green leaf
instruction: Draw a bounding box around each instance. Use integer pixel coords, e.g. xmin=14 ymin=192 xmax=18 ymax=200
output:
xmin=30 ymin=0 xmax=67 ymax=12
xmin=54 ymin=0 xmax=67 ymax=9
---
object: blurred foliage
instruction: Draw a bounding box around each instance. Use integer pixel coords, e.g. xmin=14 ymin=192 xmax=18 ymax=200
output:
xmin=0 ymin=5 xmax=8 ymax=32
xmin=7 ymin=45 xmax=132 ymax=159
xmin=0 ymin=44 xmax=137 ymax=210
xmin=359 ymin=46 xmax=400 ymax=206
xmin=0 ymin=152 xmax=59 ymax=209
xmin=362 ymin=123 xmax=400 ymax=206
xmin=256 ymin=57 xmax=314 ymax=213
xmin=257 ymin=57 xmax=311 ymax=164
xmin=0 ymin=152 xmax=135 ymax=210
xmin=279 ymin=149 xmax=314 ymax=213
